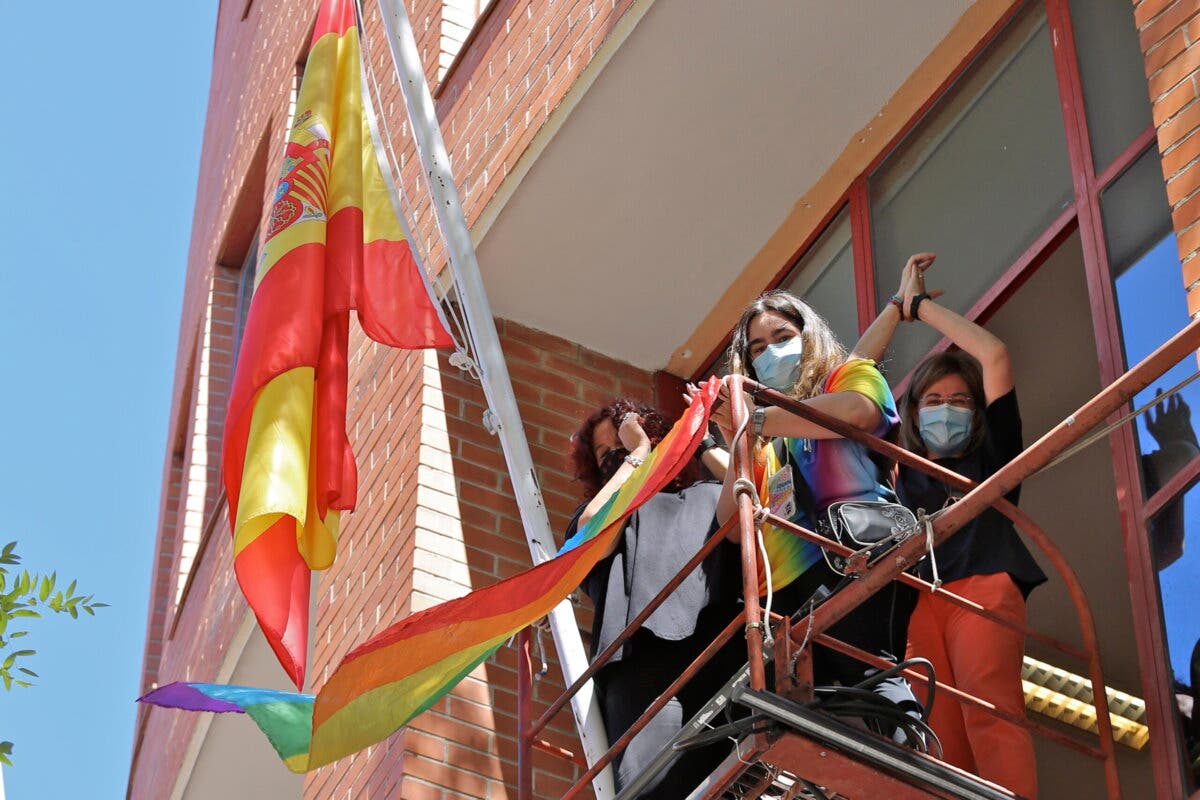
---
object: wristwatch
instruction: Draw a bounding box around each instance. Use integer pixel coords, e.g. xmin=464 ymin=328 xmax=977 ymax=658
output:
xmin=752 ymin=407 xmax=767 ymax=437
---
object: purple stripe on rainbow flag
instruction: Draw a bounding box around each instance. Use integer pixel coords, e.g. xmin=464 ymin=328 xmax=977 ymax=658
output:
xmin=142 ymin=380 xmax=722 ymax=773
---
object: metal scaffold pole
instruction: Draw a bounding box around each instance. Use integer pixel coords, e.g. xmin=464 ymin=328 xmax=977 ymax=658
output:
xmin=370 ymin=1 xmax=615 ymax=795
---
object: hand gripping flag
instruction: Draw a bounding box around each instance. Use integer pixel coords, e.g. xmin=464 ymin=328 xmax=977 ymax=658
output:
xmin=225 ymin=0 xmax=453 ymax=688
xmin=142 ymin=381 xmax=721 ymax=771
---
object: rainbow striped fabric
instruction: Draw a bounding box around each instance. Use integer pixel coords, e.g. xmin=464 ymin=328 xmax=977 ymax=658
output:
xmin=141 ymin=381 xmax=721 ymax=772
xmin=224 ymin=0 xmax=452 ymax=688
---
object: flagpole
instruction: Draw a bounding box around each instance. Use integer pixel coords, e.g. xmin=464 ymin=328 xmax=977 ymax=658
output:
xmin=370 ymin=1 xmax=615 ymax=794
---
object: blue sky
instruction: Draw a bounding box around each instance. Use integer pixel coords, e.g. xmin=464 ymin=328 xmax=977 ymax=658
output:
xmin=0 ymin=2 xmax=216 ymax=796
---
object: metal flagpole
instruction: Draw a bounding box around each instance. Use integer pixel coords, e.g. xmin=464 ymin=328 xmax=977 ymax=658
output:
xmin=371 ymin=1 xmax=615 ymax=794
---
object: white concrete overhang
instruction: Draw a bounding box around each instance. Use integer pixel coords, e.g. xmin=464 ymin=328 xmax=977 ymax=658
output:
xmin=474 ymin=0 xmax=974 ymax=373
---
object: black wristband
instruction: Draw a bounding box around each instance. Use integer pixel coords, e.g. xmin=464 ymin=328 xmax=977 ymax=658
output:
xmin=909 ymin=292 xmax=931 ymax=321
xmin=697 ymin=433 xmax=720 ymax=455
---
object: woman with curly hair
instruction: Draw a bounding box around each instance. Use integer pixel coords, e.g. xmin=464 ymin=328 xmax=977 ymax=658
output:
xmin=566 ymin=398 xmax=740 ymax=798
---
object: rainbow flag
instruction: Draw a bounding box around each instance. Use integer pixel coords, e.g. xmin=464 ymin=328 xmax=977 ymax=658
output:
xmin=142 ymin=381 xmax=721 ymax=772
xmin=224 ymin=0 xmax=454 ymax=689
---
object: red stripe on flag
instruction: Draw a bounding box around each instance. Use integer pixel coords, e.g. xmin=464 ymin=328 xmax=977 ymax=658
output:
xmin=233 ymin=517 xmax=312 ymax=688
xmin=312 ymin=0 xmax=357 ymax=43
xmin=325 ymin=206 xmax=454 ymax=349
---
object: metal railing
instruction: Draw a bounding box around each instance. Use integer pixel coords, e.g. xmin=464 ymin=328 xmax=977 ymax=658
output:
xmin=515 ymin=315 xmax=1200 ymax=800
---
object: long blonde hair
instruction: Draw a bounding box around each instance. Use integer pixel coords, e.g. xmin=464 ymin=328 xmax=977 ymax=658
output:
xmin=727 ymin=290 xmax=847 ymax=400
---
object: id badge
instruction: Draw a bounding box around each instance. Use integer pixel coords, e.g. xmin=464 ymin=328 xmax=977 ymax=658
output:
xmin=767 ymin=464 xmax=797 ymax=521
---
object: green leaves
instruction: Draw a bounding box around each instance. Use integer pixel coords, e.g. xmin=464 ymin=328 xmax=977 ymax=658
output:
xmin=0 ymin=541 xmax=105 ymax=764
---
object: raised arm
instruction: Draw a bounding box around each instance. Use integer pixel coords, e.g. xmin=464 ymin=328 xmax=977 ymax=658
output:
xmin=577 ymin=414 xmax=652 ymax=558
xmin=908 ymin=299 xmax=1013 ymax=404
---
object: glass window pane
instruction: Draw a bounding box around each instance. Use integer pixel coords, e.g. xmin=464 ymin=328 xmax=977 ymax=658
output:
xmin=1107 ymin=148 xmax=1193 ymax=481
xmin=781 ymin=207 xmax=858 ymax=350
xmin=1069 ymin=0 xmax=1154 ymax=173
xmin=870 ymin=8 xmax=1073 ymax=378
xmin=1146 ymin=482 xmax=1200 ymax=793
xmin=1109 ymin=146 xmax=1199 ymax=794
xmin=1105 ymin=148 xmax=1175 ymax=277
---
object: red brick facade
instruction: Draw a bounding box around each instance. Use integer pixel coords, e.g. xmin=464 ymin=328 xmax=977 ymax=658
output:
xmin=1134 ymin=0 xmax=1200 ymax=307
xmin=131 ymin=0 xmax=655 ymax=797
xmin=302 ymin=320 xmax=655 ymax=799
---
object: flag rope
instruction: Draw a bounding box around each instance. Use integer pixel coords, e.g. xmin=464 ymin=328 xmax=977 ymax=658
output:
xmin=356 ymin=0 xmax=479 ymax=365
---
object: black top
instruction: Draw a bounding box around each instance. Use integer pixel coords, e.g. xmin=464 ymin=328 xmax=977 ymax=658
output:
xmin=896 ymin=389 xmax=1047 ymax=597
xmin=568 ymin=481 xmax=740 ymax=664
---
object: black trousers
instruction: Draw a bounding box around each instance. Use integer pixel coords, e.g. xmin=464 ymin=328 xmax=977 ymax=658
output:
xmin=592 ymin=607 xmax=744 ymax=799
xmin=773 ymin=558 xmax=918 ymax=692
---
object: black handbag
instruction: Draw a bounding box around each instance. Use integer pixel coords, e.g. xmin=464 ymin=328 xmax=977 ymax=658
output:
xmin=820 ymin=500 xmax=917 ymax=576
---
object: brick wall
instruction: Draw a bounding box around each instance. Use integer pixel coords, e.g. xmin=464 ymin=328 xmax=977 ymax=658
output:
xmin=303 ymin=318 xmax=657 ymax=799
xmin=1134 ymin=0 xmax=1200 ymax=311
xmin=128 ymin=506 xmax=249 ymax=799
xmin=133 ymin=0 xmax=653 ymax=794
xmin=360 ymin=0 xmax=640 ymax=273
xmin=131 ymin=0 xmax=323 ymax=792
xmin=137 ymin=261 xmax=238 ymax=692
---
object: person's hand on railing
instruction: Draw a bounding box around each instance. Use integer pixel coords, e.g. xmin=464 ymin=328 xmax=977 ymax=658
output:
xmin=685 ymin=380 xmax=744 ymax=445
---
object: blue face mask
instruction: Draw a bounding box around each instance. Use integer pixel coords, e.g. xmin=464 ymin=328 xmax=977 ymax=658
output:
xmin=752 ymin=336 xmax=805 ymax=391
xmin=918 ymin=404 xmax=975 ymax=457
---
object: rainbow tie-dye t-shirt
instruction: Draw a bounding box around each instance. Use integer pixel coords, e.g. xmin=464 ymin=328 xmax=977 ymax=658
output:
xmin=759 ymin=358 xmax=899 ymax=589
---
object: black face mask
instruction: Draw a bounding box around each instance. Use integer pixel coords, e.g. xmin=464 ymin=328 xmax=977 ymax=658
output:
xmin=597 ymin=448 xmax=630 ymax=484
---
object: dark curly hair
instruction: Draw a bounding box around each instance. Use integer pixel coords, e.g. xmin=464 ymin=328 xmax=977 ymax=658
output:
xmin=569 ymin=398 xmax=698 ymax=498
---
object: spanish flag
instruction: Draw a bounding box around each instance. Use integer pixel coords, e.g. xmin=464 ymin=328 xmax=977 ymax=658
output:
xmin=224 ymin=0 xmax=453 ymax=689
xmin=143 ymin=382 xmax=722 ymax=771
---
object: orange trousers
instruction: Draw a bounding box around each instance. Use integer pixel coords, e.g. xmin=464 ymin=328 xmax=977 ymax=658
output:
xmin=905 ymin=573 xmax=1037 ymax=799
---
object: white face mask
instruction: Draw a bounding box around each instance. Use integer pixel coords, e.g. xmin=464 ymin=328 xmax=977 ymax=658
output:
xmin=752 ymin=336 xmax=805 ymax=391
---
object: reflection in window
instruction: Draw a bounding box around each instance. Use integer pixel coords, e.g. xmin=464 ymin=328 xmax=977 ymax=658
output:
xmin=1109 ymin=147 xmax=1199 ymax=791
xmin=1147 ymin=483 xmax=1200 ymax=791
xmin=870 ymin=8 xmax=1072 ymax=378
xmin=440 ymin=0 xmax=495 ymax=79
xmin=1107 ymin=148 xmax=1195 ymax=480
xmin=780 ymin=207 xmax=858 ymax=350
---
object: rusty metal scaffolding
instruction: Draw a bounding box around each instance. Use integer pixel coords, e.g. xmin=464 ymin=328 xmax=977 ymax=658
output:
xmin=515 ymin=316 xmax=1200 ymax=800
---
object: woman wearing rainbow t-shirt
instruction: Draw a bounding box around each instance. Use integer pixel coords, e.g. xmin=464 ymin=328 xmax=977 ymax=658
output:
xmin=709 ymin=290 xmax=921 ymax=724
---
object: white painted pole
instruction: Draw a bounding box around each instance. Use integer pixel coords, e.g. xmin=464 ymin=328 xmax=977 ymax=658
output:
xmin=370 ymin=1 xmax=615 ymax=795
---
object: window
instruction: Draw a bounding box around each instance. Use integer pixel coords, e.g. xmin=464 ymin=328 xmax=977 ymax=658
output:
xmin=232 ymin=239 xmax=257 ymax=367
xmin=780 ymin=207 xmax=858 ymax=350
xmin=869 ymin=8 xmax=1072 ymax=377
xmin=439 ymin=0 xmax=496 ymax=80
xmin=1068 ymin=0 xmax=1154 ymax=173
xmin=1108 ymin=146 xmax=1199 ymax=791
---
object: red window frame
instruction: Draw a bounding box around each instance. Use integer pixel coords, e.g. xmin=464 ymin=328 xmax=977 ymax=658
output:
xmin=696 ymin=1 xmax=1192 ymax=794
